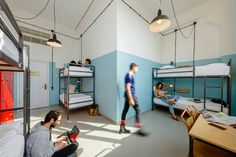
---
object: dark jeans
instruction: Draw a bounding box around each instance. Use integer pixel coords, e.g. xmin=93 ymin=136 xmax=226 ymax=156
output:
xmin=52 ymin=141 xmax=79 ymax=157
xmin=121 ymin=96 xmax=140 ymax=123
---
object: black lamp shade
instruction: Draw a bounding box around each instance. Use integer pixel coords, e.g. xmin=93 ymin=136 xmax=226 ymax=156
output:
xmin=149 ymin=9 xmax=171 ymax=32
xmin=47 ymin=33 xmax=62 ymax=47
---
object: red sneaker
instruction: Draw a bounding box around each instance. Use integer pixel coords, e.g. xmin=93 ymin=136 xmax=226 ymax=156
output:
xmin=135 ymin=123 xmax=143 ymax=128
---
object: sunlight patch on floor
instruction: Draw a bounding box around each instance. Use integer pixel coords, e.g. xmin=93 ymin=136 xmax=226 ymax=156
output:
xmin=103 ymin=124 xmax=139 ymax=132
xmin=77 ymin=138 xmax=121 ymax=157
xmin=86 ymin=130 xmax=130 ymax=140
xmin=77 ymin=121 xmax=106 ymax=127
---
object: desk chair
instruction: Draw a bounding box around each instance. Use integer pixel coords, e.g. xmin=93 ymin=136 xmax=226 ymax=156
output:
xmin=187 ymin=105 xmax=200 ymax=121
xmin=181 ymin=109 xmax=195 ymax=132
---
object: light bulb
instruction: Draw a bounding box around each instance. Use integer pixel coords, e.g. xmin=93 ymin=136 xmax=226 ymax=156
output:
xmin=157 ymin=20 xmax=162 ymax=24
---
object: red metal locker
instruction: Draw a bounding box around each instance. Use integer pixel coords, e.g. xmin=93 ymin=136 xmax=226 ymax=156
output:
xmin=0 ymin=72 xmax=14 ymax=124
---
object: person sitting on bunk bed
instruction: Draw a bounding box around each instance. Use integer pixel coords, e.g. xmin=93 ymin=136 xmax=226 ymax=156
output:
xmin=85 ymin=58 xmax=91 ymax=65
xmin=155 ymin=82 xmax=180 ymax=121
xmin=26 ymin=110 xmax=79 ymax=157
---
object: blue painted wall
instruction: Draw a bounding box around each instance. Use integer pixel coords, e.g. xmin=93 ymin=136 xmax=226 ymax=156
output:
xmin=91 ymin=51 xmax=236 ymax=122
xmin=92 ymin=51 xmax=118 ymax=122
xmin=48 ymin=62 xmax=60 ymax=106
xmin=117 ymin=51 xmax=161 ymax=122
xmin=92 ymin=50 xmax=161 ymax=123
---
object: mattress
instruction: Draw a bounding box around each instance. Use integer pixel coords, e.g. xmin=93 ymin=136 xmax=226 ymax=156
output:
xmin=0 ymin=122 xmax=24 ymax=157
xmin=60 ymin=93 xmax=93 ymax=104
xmin=153 ymin=97 xmax=228 ymax=113
xmin=0 ymin=134 xmax=24 ymax=157
xmin=156 ymin=67 xmax=193 ymax=78
xmin=60 ymin=66 xmax=93 ymax=77
xmin=195 ymin=63 xmax=230 ymax=77
xmin=0 ymin=8 xmax=19 ymax=42
xmin=0 ymin=29 xmax=19 ymax=62
xmin=155 ymin=63 xmax=230 ymax=78
xmin=69 ymin=101 xmax=94 ymax=109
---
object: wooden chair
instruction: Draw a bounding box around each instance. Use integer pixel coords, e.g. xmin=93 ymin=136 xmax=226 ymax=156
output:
xmin=181 ymin=109 xmax=195 ymax=132
xmin=187 ymin=105 xmax=200 ymax=121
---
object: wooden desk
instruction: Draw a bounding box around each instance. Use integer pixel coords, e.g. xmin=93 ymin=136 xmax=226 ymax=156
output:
xmin=189 ymin=115 xmax=236 ymax=157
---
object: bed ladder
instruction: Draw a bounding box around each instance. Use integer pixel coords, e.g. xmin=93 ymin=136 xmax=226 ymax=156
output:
xmin=203 ymin=76 xmax=224 ymax=112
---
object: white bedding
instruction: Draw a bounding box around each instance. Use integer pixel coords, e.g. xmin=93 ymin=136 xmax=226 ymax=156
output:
xmin=153 ymin=97 xmax=228 ymax=113
xmin=156 ymin=63 xmax=230 ymax=78
xmin=60 ymin=93 xmax=93 ymax=105
xmin=60 ymin=66 xmax=93 ymax=77
xmin=69 ymin=101 xmax=94 ymax=109
xmin=0 ymin=8 xmax=19 ymax=42
xmin=0 ymin=29 xmax=19 ymax=62
xmin=0 ymin=122 xmax=24 ymax=157
xmin=195 ymin=63 xmax=230 ymax=76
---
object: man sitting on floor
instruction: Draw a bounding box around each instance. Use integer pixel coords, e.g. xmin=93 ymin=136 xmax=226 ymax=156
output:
xmin=26 ymin=110 xmax=78 ymax=157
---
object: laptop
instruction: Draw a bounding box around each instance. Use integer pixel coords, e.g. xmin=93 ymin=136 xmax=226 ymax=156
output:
xmin=57 ymin=125 xmax=80 ymax=144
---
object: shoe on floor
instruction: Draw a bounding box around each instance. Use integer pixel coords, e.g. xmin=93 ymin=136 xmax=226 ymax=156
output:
xmin=119 ymin=125 xmax=131 ymax=134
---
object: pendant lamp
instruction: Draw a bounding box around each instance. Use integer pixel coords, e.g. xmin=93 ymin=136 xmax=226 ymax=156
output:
xmin=149 ymin=0 xmax=171 ymax=32
xmin=47 ymin=0 xmax=62 ymax=47
xmin=47 ymin=30 xmax=62 ymax=47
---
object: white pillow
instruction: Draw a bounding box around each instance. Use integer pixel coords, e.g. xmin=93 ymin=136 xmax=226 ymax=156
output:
xmin=69 ymin=84 xmax=76 ymax=93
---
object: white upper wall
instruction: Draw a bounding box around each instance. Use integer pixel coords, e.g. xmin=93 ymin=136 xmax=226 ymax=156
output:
xmin=10 ymin=10 xmax=80 ymax=68
xmin=77 ymin=0 xmax=117 ymax=60
xmin=117 ymin=0 xmax=163 ymax=63
xmin=162 ymin=0 xmax=236 ymax=64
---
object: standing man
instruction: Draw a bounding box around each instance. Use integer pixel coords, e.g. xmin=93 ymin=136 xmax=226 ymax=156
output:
xmin=26 ymin=110 xmax=78 ymax=157
xmin=119 ymin=63 xmax=143 ymax=134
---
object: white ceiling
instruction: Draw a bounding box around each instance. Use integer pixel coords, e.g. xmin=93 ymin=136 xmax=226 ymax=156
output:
xmin=7 ymin=0 xmax=95 ymax=30
xmin=7 ymin=0 xmax=207 ymax=31
xmin=136 ymin=0 xmax=207 ymax=19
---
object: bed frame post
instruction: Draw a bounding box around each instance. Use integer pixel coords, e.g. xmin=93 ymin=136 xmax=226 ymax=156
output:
xmin=203 ymin=77 xmax=206 ymax=110
xmin=174 ymin=29 xmax=177 ymax=95
xmin=227 ymin=59 xmax=232 ymax=116
xmin=23 ymin=45 xmax=30 ymax=137
xmin=220 ymin=76 xmax=224 ymax=112
xmin=228 ymin=76 xmax=232 ymax=116
xmin=93 ymin=66 xmax=96 ymax=104
xmin=192 ymin=22 xmax=197 ymax=98
xmin=152 ymin=68 xmax=154 ymax=111
xmin=67 ymin=66 xmax=70 ymax=120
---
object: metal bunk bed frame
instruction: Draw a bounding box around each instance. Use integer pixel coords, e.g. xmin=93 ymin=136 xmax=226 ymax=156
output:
xmin=0 ymin=0 xmax=30 ymax=137
xmin=59 ymin=64 xmax=95 ymax=120
xmin=152 ymin=21 xmax=232 ymax=115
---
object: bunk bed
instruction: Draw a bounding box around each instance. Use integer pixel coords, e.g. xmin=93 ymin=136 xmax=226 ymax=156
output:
xmin=0 ymin=1 xmax=30 ymax=156
xmin=152 ymin=22 xmax=232 ymax=115
xmin=59 ymin=64 xmax=95 ymax=120
xmin=152 ymin=62 xmax=232 ymax=115
xmin=152 ymin=60 xmax=232 ymax=115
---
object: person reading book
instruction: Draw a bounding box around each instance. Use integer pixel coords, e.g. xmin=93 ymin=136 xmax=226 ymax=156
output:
xmin=26 ymin=110 xmax=79 ymax=157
